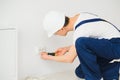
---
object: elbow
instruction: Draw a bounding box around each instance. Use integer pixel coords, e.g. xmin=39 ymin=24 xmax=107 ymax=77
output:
xmin=65 ymin=59 xmax=74 ymax=63
xmin=63 ymin=56 xmax=75 ymax=63
xmin=58 ymin=58 xmax=74 ymax=63
xmin=67 ymin=60 xmax=73 ymax=63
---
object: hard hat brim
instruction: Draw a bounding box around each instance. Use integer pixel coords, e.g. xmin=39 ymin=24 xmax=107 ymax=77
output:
xmin=43 ymin=11 xmax=65 ymax=38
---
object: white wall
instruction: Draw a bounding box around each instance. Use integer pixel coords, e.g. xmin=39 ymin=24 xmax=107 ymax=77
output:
xmin=0 ymin=0 xmax=120 ymax=80
xmin=0 ymin=28 xmax=17 ymax=80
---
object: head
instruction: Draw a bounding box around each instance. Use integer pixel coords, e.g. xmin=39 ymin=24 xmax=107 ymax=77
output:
xmin=43 ymin=11 xmax=74 ymax=37
xmin=54 ymin=16 xmax=70 ymax=36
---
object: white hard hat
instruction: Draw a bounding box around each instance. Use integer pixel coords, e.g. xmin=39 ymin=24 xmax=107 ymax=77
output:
xmin=43 ymin=11 xmax=65 ymax=37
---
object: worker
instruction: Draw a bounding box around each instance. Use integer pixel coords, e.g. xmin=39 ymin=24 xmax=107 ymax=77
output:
xmin=41 ymin=11 xmax=120 ymax=80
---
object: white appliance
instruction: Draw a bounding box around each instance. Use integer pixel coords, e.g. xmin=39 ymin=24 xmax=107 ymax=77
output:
xmin=0 ymin=27 xmax=17 ymax=80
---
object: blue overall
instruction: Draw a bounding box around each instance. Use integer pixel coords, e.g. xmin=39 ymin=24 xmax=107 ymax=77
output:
xmin=75 ymin=18 xmax=120 ymax=80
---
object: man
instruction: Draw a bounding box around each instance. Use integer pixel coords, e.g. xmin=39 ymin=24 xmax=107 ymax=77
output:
xmin=41 ymin=11 xmax=120 ymax=80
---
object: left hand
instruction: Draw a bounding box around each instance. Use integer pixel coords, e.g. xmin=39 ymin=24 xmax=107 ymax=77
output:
xmin=40 ymin=52 xmax=49 ymax=60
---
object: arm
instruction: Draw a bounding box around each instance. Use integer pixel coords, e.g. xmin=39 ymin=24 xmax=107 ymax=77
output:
xmin=41 ymin=45 xmax=77 ymax=63
xmin=55 ymin=45 xmax=71 ymax=56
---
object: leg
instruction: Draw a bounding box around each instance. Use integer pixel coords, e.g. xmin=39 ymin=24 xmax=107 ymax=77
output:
xmin=77 ymin=37 xmax=120 ymax=59
xmin=97 ymin=57 xmax=120 ymax=80
xmin=75 ymin=64 xmax=85 ymax=79
xmin=75 ymin=37 xmax=120 ymax=80
xmin=102 ymin=62 xmax=120 ymax=80
xmin=75 ymin=37 xmax=102 ymax=80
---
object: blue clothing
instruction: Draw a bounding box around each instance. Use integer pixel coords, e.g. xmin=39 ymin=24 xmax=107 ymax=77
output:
xmin=75 ymin=37 xmax=120 ymax=80
xmin=74 ymin=17 xmax=120 ymax=80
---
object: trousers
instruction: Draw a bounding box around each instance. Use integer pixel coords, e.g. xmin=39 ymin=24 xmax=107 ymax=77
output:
xmin=75 ymin=37 xmax=120 ymax=80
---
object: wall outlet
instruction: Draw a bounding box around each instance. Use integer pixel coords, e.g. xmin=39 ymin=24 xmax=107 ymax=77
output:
xmin=35 ymin=47 xmax=46 ymax=55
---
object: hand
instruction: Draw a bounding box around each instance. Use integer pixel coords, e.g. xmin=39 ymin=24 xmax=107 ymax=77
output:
xmin=40 ymin=52 xmax=49 ymax=60
xmin=55 ymin=46 xmax=70 ymax=56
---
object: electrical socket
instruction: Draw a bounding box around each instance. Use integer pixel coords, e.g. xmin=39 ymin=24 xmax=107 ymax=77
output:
xmin=35 ymin=47 xmax=46 ymax=55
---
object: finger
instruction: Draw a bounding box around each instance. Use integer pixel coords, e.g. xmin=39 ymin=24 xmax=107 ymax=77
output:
xmin=40 ymin=52 xmax=47 ymax=55
xmin=55 ymin=48 xmax=63 ymax=53
xmin=56 ymin=48 xmax=63 ymax=51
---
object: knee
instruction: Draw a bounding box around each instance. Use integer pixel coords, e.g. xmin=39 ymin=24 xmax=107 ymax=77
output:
xmin=75 ymin=37 xmax=88 ymax=48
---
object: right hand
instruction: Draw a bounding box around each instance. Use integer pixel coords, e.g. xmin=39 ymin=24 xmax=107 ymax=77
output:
xmin=40 ymin=52 xmax=50 ymax=60
xmin=55 ymin=46 xmax=70 ymax=56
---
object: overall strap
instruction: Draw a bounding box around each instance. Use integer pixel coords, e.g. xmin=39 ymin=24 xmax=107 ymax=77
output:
xmin=75 ymin=18 xmax=120 ymax=32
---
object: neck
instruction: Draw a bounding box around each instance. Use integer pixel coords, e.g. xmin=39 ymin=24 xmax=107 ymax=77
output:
xmin=68 ymin=14 xmax=80 ymax=31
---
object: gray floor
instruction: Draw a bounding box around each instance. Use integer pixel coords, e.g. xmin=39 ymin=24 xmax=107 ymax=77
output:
xmin=38 ymin=70 xmax=78 ymax=80
xmin=25 ymin=70 xmax=78 ymax=80
xmin=25 ymin=70 xmax=120 ymax=80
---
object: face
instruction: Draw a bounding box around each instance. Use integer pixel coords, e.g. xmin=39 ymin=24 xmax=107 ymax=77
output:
xmin=54 ymin=27 xmax=68 ymax=36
